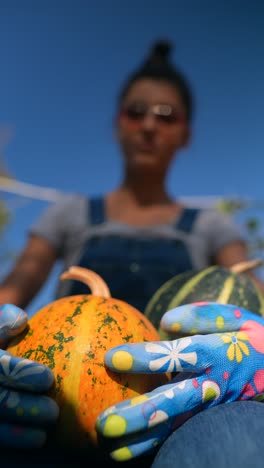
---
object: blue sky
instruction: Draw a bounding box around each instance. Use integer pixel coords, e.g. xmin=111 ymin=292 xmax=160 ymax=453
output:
xmin=0 ymin=1 xmax=264 ymax=315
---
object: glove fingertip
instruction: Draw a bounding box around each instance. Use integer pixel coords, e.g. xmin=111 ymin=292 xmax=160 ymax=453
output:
xmin=0 ymin=303 xmax=28 ymax=336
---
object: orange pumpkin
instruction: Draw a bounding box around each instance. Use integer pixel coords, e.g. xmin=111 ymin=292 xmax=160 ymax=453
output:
xmin=8 ymin=266 xmax=167 ymax=453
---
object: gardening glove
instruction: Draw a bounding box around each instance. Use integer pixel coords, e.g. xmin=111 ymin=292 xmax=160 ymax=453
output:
xmin=0 ymin=304 xmax=58 ymax=449
xmin=96 ymin=302 xmax=264 ymax=461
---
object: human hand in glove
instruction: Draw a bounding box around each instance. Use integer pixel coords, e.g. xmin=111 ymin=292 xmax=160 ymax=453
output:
xmin=96 ymin=302 xmax=264 ymax=461
xmin=0 ymin=304 xmax=58 ymax=449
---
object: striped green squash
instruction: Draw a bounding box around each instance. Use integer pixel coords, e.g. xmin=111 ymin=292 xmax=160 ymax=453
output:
xmin=145 ymin=260 xmax=264 ymax=337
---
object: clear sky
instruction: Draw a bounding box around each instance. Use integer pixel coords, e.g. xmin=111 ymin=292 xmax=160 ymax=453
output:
xmin=0 ymin=0 xmax=264 ymax=315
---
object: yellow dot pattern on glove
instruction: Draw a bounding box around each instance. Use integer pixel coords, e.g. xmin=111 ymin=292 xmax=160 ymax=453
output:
xmin=216 ymin=315 xmax=225 ymax=329
xmin=131 ymin=394 xmax=149 ymax=406
xmin=102 ymin=414 xmax=127 ymax=437
xmin=111 ymin=446 xmax=132 ymax=462
xmin=170 ymin=322 xmax=181 ymax=333
xmin=111 ymin=351 xmax=133 ymax=371
xmin=30 ymin=406 xmax=40 ymax=416
xmin=204 ymin=387 xmax=217 ymax=402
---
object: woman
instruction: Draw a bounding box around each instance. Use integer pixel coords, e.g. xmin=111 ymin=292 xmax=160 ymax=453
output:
xmin=1 ymin=40 xmax=264 ymax=467
xmin=0 ymin=40 xmax=261 ymax=313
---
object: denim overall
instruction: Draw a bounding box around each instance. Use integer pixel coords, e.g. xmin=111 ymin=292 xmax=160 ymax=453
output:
xmin=69 ymin=197 xmax=200 ymax=313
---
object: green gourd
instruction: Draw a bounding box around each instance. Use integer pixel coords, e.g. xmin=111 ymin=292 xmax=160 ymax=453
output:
xmin=145 ymin=259 xmax=264 ymax=338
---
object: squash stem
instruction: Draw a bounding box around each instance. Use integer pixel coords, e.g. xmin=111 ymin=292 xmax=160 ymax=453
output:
xmin=60 ymin=266 xmax=111 ymax=298
xmin=230 ymin=259 xmax=263 ymax=274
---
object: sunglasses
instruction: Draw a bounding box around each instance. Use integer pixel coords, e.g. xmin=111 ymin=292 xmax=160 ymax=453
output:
xmin=119 ymin=102 xmax=186 ymax=126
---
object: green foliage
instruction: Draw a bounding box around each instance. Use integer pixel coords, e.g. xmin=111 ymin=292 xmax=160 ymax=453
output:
xmin=216 ymin=199 xmax=247 ymax=214
xmin=245 ymin=218 xmax=259 ymax=233
xmin=217 ymin=198 xmax=264 ymax=261
xmin=0 ymin=199 xmax=10 ymax=234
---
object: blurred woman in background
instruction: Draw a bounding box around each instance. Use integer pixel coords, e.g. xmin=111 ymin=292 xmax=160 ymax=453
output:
xmin=0 ymin=40 xmax=261 ymax=313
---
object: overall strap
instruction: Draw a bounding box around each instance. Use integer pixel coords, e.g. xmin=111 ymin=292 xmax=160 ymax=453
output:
xmin=88 ymin=196 xmax=106 ymax=225
xmin=175 ymin=207 xmax=201 ymax=233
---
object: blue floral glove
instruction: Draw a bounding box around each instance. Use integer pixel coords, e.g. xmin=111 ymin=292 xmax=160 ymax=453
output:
xmin=96 ymin=302 xmax=264 ymax=462
xmin=0 ymin=304 xmax=58 ymax=449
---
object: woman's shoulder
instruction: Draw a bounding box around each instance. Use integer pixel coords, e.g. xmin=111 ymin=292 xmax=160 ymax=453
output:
xmin=193 ymin=206 xmax=243 ymax=238
xmin=31 ymin=193 xmax=90 ymax=230
xmin=197 ymin=207 xmax=237 ymax=223
xmin=53 ymin=193 xmax=88 ymax=209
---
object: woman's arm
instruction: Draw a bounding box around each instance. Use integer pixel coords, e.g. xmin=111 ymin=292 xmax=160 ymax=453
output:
xmin=214 ymin=240 xmax=264 ymax=294
xmin=0 ymin=235 xmax=57 ymax=309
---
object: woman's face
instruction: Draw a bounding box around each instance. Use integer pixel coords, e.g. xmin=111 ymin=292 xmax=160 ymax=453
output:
xmin=116 ymin=79 xmax=190 ymax=174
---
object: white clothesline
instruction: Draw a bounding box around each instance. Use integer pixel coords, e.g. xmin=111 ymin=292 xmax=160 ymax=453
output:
xmin=0 ymin=176 xmax=263 ymax=209
xmin=0 ymin=176 xmax=65 ymax=202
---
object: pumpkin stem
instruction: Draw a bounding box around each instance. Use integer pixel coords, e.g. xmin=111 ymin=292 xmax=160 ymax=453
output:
xmin=230 ymin=259 xmax=263 ymax=274
xmin=60 ymin=266 xmax=111 ymax=298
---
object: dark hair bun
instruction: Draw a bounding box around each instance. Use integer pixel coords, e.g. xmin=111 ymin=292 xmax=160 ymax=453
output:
xmin=118 ymin=38 xmax=193 ymax=121
xmin=148 ymin=40 xmax=173 ymax=65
